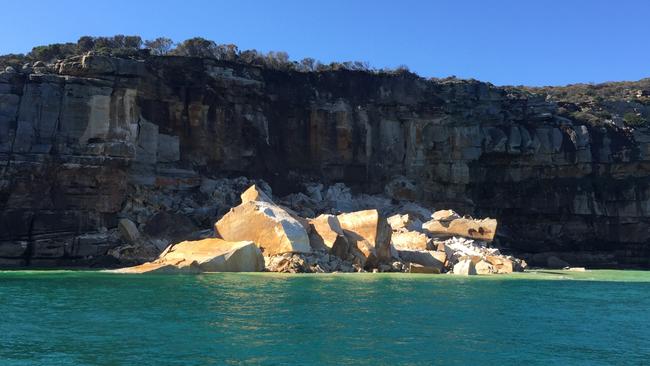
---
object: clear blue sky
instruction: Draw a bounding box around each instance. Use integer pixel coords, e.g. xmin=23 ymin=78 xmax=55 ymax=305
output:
xmin=2 ymin=0 xmax=649 ymax=86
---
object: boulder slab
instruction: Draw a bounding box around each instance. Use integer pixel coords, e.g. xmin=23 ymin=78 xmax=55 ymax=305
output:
xmin=118 ymin=218 xmax=140 ymax=244
xmin=431 ymin=209 xmax=460 ymax=222
xmin=240 ymin=184 xmax=273 ymax=204
xmin=486 ymin=255 xmax=514 ymax=274
xmin=453 ymin=258 xmax=477 ymax=275
xmin=308 ymin=214 xmax=349 ymax=258
xmin=337 ymin=209 xmax=392 ymax=266
xmin=391 ymin=230 xmax=431 ymax=251
xmin=409 ymin=263 xmax=440 ymax=274
xmin=475 ymin=260 xmax=494 ymax=275
xmin=387 ymin=213 xmax=422 ymax=232
xmin=240 ymin=184 xmax=311 ymax=232
xmin=113 ymin=238 xmax=264 ymax=273
xmin=399 ymin=250 xmax=446 ymax=272
xmin=215 ymin=200 xmax=311 ymax=256
xmin=423 ymin=217 xmax=497 ymax=242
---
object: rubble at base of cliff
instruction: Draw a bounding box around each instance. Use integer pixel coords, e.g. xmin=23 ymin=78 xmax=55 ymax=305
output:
xmin=113 ymin=179 xmax=528 ymax=275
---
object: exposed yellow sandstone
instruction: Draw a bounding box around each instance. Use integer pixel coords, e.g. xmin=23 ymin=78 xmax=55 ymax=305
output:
xmin=337 ymin=209 xmax=392 ymax=266
xmin=215 ymin=200 xmax=311 ymax=256
xmin=112 ymin=238 xmax=264 ymax=273
xmin=486 ymin=255 xmax=514 ymax=274
xmin=422 ymin=217 xmax=497 ymax=242
xmin=409 ymin=263 xmax=441 ymax=274
xmin=399 ymin=250 xmax=446 ymax=272
xmin=431 ymin=209 xmax=460 ymax=222
xmin=475 ymin=260 xmax=495 ymax=275
xmin=391 ymin=230 xmax=431 ymax=251
xmin=240 ymin=184 xmax=273 ymax=204
xmin=308 ymin=214 xmax=350 ymax=258
xmin=239 ymin=184 xmax=311 ymax=232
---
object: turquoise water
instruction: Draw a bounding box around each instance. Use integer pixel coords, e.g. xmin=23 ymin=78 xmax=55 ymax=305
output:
xmin=1 ymin=270 xmax=650 ymax=365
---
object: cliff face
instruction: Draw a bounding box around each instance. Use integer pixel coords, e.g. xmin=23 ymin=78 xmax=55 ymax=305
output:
xmin=1 ymin=55 xmax=649 ymax=268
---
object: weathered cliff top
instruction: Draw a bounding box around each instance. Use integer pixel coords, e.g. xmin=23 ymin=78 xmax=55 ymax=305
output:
xmin=4 ymin=52 xmax=648 ymax=132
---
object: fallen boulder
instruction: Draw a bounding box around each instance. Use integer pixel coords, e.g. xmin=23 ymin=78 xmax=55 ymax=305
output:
xmin=486 ymin=255 xmax=514 ymax=274
xmin=453 ymin=258 xmax=477 ymax=275
xmin=423 ymin=216 xmax=497 ymax=242
xmin=240 ymin=184 xmax=311 ymax=232
xmin=398 ymin=250 xmax=446 ymax=273
xmin=215 ymin=200 xmax=311 ymax=256
xmin=387 ymin=213 xmax=422 ymax=232
xmin=409 ymin=263 xmax=440 ymax=274
xmin=431 ymin=209 xmax=461 ymax=222
xmin=240 ymin=184 xmax=273 ymax=204
xmin=308 ymin=214 xmax=350 ymax=258
xmin=568 ymin=267 xmax=587 ymax=272
xmin=337 ymin=209 xmax=392 ymax=267
xmin=391 ymin=230 xmax=431 ymax=251
xmin=475 ymin=260 xmax=494 ymax=275
xmin=438 ymin=237 xmax=497 ymax=262
xmin=112 ymin=238 xmax=264 ymax=273
xmin=118 ymin=218 xmax=140 ymax=244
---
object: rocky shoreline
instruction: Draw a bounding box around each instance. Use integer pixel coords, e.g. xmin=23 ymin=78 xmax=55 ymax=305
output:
xmin=114 ymin=184 xmax=528 ymax=275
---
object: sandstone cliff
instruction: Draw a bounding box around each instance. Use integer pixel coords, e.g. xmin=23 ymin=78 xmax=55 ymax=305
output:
xmin=1 ymin=54 xmax=649 ymax=268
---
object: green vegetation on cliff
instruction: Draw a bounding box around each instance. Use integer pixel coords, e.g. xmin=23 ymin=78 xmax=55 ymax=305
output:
xmin=523 ymin=79 xmax=650 ymax=128
xmin=0 ymin=35 xmax=411 ymax=75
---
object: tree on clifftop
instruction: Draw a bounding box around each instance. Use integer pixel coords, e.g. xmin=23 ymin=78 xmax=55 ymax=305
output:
xmin=144 ymin=37 xmax=175 ymax=56
xmin=77 ymin=36 xmax=96 ymax=52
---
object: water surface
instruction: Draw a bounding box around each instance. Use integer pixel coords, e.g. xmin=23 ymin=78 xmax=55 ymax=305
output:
xmin=1 ymin=270 xmax=649 ymax=365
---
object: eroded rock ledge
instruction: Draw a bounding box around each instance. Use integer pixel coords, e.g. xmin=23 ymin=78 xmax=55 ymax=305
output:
xmin=1 ymin=54 xmax=649 ymax=268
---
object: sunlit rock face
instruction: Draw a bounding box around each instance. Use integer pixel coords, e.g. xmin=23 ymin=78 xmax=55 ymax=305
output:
xmin=215 ymin=200 xmax=311 ymax=256
xmin=112 ymin=238 xmax=264 ymax=274
xmin=308 ymin=214 xmax=350 ymax=258
xmin=337 ymin=209 xmax=392 ymax=267
xmin=1 ymin=55 xmax=649 ymax=268
xmin=422 ymin=216 xmax=497 ymax=242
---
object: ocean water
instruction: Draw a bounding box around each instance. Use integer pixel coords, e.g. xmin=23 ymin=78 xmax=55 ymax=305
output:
xmin=1 ymin=270 xmax=649 ymax=366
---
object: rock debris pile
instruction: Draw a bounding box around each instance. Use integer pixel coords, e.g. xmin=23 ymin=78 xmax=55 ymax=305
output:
xmin=115 ymin=182 xmax=527 ymax=275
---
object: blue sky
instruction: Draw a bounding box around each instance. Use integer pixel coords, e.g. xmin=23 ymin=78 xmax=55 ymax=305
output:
xmin=2 ymin=0 xmax=649 ymax=86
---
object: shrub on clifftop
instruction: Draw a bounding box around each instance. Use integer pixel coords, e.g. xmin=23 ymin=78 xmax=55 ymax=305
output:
xmin=28 ymin=43 xmax=78 ymax=62
xmin=170 ymin=37 xmax=218 ymax=57
xmin=623 ymin=112 xmax=647 ymax=127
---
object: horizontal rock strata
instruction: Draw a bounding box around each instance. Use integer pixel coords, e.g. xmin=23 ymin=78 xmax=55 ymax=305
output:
xmin=1 ymin=54 xmax=649 ymax=268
